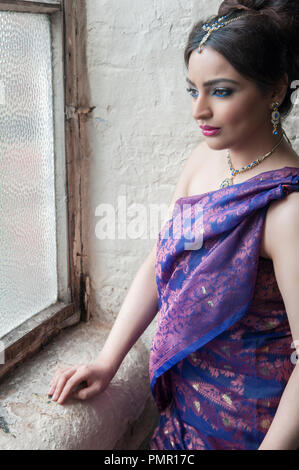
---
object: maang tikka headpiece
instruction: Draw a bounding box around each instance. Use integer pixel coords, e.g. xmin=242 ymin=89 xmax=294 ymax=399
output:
xmin=197 ymin=14 xmax=253 ymax=53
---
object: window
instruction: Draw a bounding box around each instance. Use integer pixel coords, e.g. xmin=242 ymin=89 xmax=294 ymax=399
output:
xmin=0 ymin=0 xmax=89 ymax=379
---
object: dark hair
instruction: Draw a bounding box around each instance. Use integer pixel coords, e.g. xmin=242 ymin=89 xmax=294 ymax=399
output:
xmin=184 ymin=0 xmax=299 ymax=119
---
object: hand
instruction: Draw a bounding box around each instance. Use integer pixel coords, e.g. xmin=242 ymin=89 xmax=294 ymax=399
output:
xmin=48 ymin=362 xmax=114 ymax=405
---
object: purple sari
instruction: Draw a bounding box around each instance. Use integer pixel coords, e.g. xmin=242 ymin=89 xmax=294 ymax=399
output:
xmin=149 ymin=166 xmax=299 ymax=450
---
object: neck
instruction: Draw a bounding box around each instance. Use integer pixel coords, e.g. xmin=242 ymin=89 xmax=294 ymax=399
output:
xmin=228 ymin=123 xmax=287 ymax=170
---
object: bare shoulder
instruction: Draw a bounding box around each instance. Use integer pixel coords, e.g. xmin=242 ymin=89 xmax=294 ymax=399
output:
xmin=161 ymin=141 xmax=207 ymax=225
xmin=264 ymin=191 xmax=299 ymax=259
xmin=169 ymin=140 xmax=207 ymax=202
xmin=187 ymin=140 xmax=210 ymax=167
xmin=181 ymin=140 xmax=208 ymax=174
xmin=267 ymin=190 xmax=299 ymax=220
xmin=181 ymin=140 xmax=211 ymax=192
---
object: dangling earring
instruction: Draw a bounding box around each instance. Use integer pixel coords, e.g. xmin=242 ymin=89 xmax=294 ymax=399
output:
xmin=271 ymin=101 xmax=281 ymax=136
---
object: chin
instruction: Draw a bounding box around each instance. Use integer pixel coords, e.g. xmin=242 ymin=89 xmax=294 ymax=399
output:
xmin=204 ymin=137 xmax=227 ymax=151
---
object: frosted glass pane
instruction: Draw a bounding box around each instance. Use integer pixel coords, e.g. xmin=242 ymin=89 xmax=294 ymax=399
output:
xmin=0 ymin=12 xmax=58 ymax=338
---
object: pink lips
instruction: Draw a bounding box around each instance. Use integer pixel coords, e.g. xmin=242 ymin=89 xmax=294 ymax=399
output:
xmin=200 ymin=125 xmax=221 ymax=136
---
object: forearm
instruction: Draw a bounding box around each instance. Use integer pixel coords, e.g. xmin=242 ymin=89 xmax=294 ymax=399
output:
xmin=95 ymin=249 xmax=159 ymax=375
xmin=258 ymin=363 xmax=299 ymax=450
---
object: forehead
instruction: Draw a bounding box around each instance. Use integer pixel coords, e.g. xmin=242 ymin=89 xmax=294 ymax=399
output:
xmin=188 ymin=46 xmax=244 ymax=84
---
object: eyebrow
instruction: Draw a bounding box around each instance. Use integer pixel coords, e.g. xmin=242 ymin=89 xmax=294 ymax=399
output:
xmin=186 ymin=77 xmax=239 ymax=87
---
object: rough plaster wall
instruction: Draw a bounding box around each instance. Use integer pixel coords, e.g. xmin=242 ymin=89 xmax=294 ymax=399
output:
xmin=86 ymin=0 xmax=298 ymax=330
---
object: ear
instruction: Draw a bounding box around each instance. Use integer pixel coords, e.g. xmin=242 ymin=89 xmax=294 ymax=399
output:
xmin=270 ymin=72 xmax=289 ymax=108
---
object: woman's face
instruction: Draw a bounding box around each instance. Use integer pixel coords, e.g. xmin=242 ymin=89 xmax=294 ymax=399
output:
xmin=186 ymin=46 xmax=274 ymax=151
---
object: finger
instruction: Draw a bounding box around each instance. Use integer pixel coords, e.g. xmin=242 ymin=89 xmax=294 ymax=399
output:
xmin=48 ymin=373 xmax=62 ymax=394
xmin=71 ymin=382 xmax=101 ymax=401
xmin=48 ymin=368 xmax=67 ymax=392
xmin=56 ymin=371 xmax=88 ymax=404
xmin=51 ymin=368 xmax=77 ymax=401
xmin=48 ymin=367 xmax=75 ymax=395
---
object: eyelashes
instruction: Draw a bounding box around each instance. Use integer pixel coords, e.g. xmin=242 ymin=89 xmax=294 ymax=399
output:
xmin=186 ymin=87 xmax=199 ymax=98
xmin=186 ymin=87 xmax=233 ymax=98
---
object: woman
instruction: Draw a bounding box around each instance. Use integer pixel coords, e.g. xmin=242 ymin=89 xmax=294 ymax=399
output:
xmin=48 ymin=0 xmax=299 ymax=450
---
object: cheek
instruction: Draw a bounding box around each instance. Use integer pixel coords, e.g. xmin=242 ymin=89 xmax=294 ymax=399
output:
xmin=221 ymin=94 xmax=268 ymax=127
xmin=220 ymin=101 xmax=252 ymax=126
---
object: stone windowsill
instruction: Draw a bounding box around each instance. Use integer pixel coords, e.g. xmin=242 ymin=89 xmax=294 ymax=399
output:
xmin=0 ymin=316 xmax=158 ymax=450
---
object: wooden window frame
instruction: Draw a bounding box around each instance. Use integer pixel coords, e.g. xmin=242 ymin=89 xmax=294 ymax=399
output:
xmin=0 ymin=0 xmax=91 ymax=381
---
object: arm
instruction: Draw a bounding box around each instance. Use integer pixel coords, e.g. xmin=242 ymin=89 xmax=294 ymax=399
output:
xmin=95 ymin=244 xmax=159 ymax=376
xmin=49 ymin=245 xmax=158 ymax=404
xmin=49 ymin=142 xmax=203 ymax=403
xmin=258 ymin=192 xmax=299 ymax=450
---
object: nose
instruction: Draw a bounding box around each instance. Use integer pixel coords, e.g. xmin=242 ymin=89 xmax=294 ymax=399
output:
xmin=192 ymin=95 xmax=212 ymax=121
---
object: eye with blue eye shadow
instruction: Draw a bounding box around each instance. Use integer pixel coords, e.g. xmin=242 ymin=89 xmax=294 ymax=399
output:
xmin=186 ymin=87 xmax=233 ymax=98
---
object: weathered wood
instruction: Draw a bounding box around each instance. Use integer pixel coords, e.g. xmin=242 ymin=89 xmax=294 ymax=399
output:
xmin=0 ymin=0 xmax=61 ymax=14
xmin=0 ymin=0 xmax=92 ymax=382
xmin=63 ymin=0 xmax=93 ymax=321
xmin=0 ymin=302 xmax=75 ymax=381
